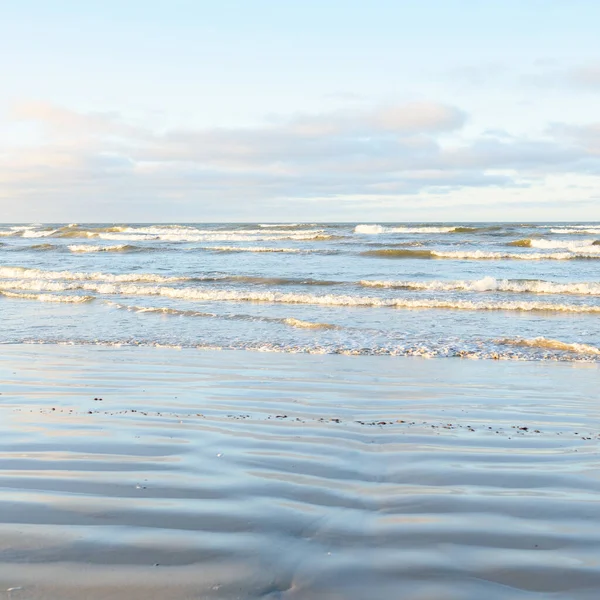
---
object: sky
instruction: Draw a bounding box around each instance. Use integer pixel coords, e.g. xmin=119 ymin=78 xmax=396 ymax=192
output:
xmin=1 ymin=0 xmax=599 ymax=222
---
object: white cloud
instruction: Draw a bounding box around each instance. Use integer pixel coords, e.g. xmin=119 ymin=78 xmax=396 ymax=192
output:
xmin=0 ymin=100 xmax=599 ymax=221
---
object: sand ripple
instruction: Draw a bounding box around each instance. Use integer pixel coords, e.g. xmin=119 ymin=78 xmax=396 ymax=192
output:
xmin=1 ymin=347 xmax=600 ymax=599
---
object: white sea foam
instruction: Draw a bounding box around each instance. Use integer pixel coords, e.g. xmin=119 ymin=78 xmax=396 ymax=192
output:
xmin=550 ymin=228 xmax=600 ymax=234
xmin=68 ymin=244 xmax=138 ymax=253
xmin=363 ymin=248 xmax=600 ymax=260
xmin=525 ymin=239 xmax=600 ymax=251
xmin=355 ymin=225 xmax=388 ymax=234
xmin=0 ymin=280 xmax=79 ymax=292
xmin=0 ymin=290 xmax=93 ymax=303
xmin=497 ymin=337 xmax=600 ymax=355
xmin=96 ymin=287 xmax=600 ymax=313
xmin=432 ymin=250 xmax=600 ymax=260
xmin=21 ymin=228 xmax=59 ymax=238
xmin=528 ymin=238 xmax=594 ymax=248
xmin=10 ymin=337 xmax=600 ymax=362
xmin=355 ymin=224 xmax=456 ymax=234
xmin=2 ymin=265 xmax=600 ymax=312
xmin=258 ymin=223 xmax=306 ymax=228
xmin=0 ymin=266 xmax=188 ymax=283
xmin=205 ymin=246 xmax=310 ymax=253
xmin=360 ymin=277 xmax=600 ymax=295
xmin=5 ymin=280 xmax=598 ymax=313
xmin=94 ymin=227 xmax=329 ymax=243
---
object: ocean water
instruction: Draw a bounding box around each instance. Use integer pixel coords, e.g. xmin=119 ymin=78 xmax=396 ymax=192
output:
xmin=1 ymin=221 xmax=599 ymax=361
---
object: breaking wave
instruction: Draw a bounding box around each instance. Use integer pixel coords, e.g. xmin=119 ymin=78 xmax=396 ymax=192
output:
xmin=53 ymin=230 xmax=99 ymax=238
xmin=360 ymin=277 xmax=600 ymax=295
xmin=3 ymin=280 xmax=600 ymax=312
xmin=68 ymin=244 xmax=142 ymax=253
xmin=258 ymin=223 xmax=316 ymax=229
xmin=95 ymin=228 xmax=331 ymax=243
xmin=363 ymin=249 xmax=600 ymax=260
xmin=355 ymin=224 xmax=457 ymax=234
xmin=497 ymin=337 xmax=600 ymax=355
xmin=509 ymin=238 xmax=600 ymax=250
xmin=0 ymin=290 xmax=94 ymax=303
xmin=29 ymin=243 xmax=57 ymax=251
xmin=550 ymin=227 xmax=600 ymax=234
xmin=205 ymin=246 xmax=315 ymax=254
xmin=432 ymin=250 xmax=600 ymax=260
xmin=0 ymin=266 xmax=342 ymax=287
xmin=0 ymin=266 xmax=190 ymax=283
xmin=362 ymin=249 xmax=436 ymax=258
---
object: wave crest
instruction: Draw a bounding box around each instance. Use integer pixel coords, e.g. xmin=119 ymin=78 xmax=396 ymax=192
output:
xmin=497 ymin=337 xmax=600 ymax=355
xmin=360 ymin=277 xmax=600 ymax=295
xmin=355 ymin=224 xmax=457 ymax=234
xmin=364 ymin=249 xmax=600 ymax=260
xmin=68 ymin=244 xmax=141 ymax=253
xmin=0 ymin=290 xmax=94 ymax=303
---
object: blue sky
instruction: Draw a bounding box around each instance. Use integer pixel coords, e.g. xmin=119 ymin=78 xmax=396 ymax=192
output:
xmin=1 ymin=0 xmax=599 ymax=222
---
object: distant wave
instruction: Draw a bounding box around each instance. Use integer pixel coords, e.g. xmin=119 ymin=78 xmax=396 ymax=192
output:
xmin=0 ymin=224 xmax=332 ymax=243
xmin=68 ymin=244 xmax=142 ymax=253
xmin=94 ymin=226 xmax=331 ymax=243
xmin=497 ymin=337 xmax=600 ymax=355
xmin=362 ymin=249 xmax=600 ymax=260
xmin=29 ymin=243 xmax=58 ymax=251
xmin=362 ymin=249 xmax=436 ymax=258
xmin=258 ymin=223 xmax=317 ymax=229
xmin=20 ymin=228 xmax=60 ymax=238
xmin=204 ymin=246 xmax=315 ymax=254
xmin=360 ymin=277 xmax=600 ymax=295
xmin=452 ymin=226 xmax=502 ymax=233
xmin=509 ymin=238 xmax=600 ymax=250
xmin=354 ymin=224 xmax=501 ymax=235
xmin=550 ymin=228 xmax=600 ymax=234
xmin=53 ymin=230 xmax=99 ymax=239
xmin=0 ymin=242 xmax=58 ymax=251
xmin=96 ymin=233 xmax=334 ymax=242
xmin=355 ymin=224 xmax=457 ymax=234
xmin=432 ymin=250 xmax=600 ymax=260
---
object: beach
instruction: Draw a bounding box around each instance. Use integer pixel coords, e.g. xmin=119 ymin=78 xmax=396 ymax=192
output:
xmin=4 ymin=0 xmax=600 ymax=595
xmin=1 ymin=345 xmax=600 ymax=599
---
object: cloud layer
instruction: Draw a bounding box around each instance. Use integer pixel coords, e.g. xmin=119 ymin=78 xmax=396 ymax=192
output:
xmin=1 ymin=100 xmax=599 ymax=220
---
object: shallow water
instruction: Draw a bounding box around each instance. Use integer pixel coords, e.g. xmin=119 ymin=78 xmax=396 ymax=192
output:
xmin=1 ymin=222 xmax=600 ymax=361
xmin=1 ymin=347 xmax=600 ymax=599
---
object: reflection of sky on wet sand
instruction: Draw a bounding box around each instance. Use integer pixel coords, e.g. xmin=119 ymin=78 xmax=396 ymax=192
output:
xmin=1 ymin=346 xmax=600 ymax=598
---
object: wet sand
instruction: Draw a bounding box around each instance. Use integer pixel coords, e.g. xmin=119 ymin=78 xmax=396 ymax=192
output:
xmin=1 ymin=346 xmax=600 ymax=599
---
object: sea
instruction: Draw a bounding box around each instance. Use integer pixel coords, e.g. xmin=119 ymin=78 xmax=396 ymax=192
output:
xmin=1 ymin=221 xmax=599 ymax=362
